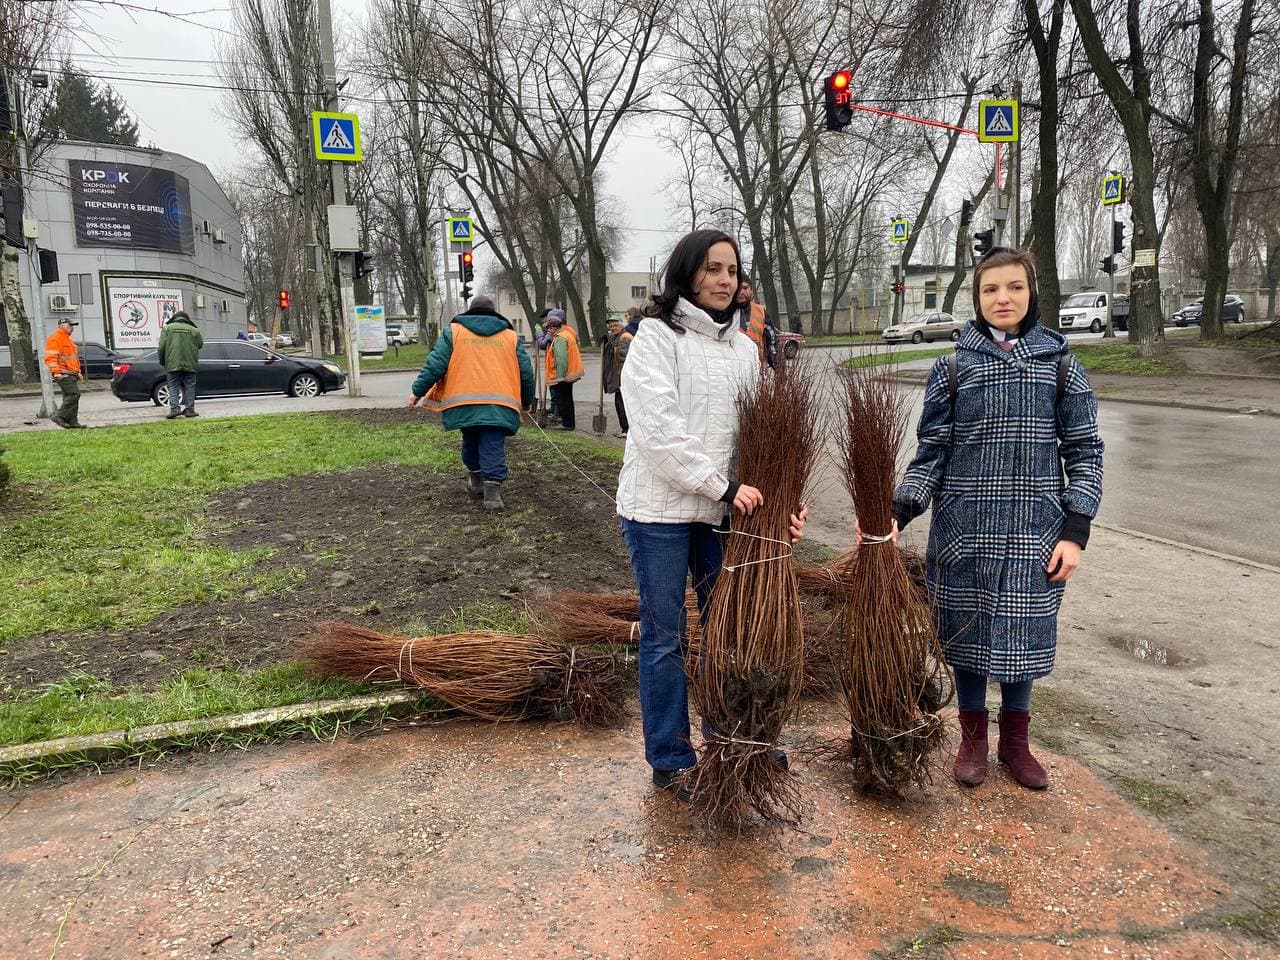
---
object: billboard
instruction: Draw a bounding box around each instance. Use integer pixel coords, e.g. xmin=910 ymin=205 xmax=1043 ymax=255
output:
xmin=68 ymin=160 xmax=194 ymax=254
xmin=355 ymin=304 xmax=387 ymax=354
xmin=109 ymin=286 xmax=184 ymax=350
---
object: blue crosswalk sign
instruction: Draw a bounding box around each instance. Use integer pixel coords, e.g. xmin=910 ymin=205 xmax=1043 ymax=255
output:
xmin=891 ymin=219 xmax=909 ymax=243
xmin=448 ymin=217 xmax=474 ymax=243
xmin=312 ymin=111 xmax=363 ymax=162
xmin=978 ymin=100 xmax=1019 ymax=143
xmin=1101 ymin=173 xmax=1124 ymax=205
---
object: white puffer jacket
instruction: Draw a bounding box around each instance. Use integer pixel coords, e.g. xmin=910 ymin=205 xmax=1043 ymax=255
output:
xmin=616 ymin=298 xmax=760 ymax=524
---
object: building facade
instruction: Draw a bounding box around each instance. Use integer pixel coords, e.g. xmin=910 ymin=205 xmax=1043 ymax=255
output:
xmin=2 ymin=140 xmax=245 ymax=371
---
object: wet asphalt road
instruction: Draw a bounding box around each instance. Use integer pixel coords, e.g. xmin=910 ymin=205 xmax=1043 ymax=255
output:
xmin=1 ymin=339 xmax=1276 ymax=568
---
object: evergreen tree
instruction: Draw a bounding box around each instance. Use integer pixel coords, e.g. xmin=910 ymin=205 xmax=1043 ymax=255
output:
xmin=42 ymin=65 xmax=140 ymax=145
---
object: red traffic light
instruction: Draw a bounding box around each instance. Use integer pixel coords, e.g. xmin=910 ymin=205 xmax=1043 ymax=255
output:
xmin=831 ymin=71 xmax=851 ymax=91
xmin=462 ymin=251 xmax=474 ymax=265
xmin=278 ymin=289 xmax=290 ymax=309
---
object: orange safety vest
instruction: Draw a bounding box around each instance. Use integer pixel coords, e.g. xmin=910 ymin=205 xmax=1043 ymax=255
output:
xmin=741 ymin=302 xmax=768 ymax=363
xmin=546 ymin=326 xmax=585 ymax=385
xmin=43 ymin=328 xmax=82 ymax=376
xmin=424 ymin=324 xmax=522 ymax=412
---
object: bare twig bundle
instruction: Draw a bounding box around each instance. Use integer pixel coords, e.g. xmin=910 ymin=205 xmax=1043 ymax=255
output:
xmin=796 ymin=546 xmax=927 ymax=600
xmin=830 ymin=362 xmax=953 ymax=795
xmin=685 ymin=367 xmax=819 ymax=829
xmin=299 ymin=622 xmax=627 ymax=728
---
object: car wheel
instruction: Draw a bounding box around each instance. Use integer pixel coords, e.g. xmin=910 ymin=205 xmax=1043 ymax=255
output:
xmin=910 ymin=331 xmax=924 ymax=344
xmin=783 ymin=341 xmax=799 ymax=360
xmin=1090 ymin=319 xmax=1103 ymax=333
xmin=950 ymin=329 xmax=960 ymax=342
xmin=1236 ymin=314 xmax=1244 ymax=324
xmin=290 ymin=372 xmax=321 ymax=398
xmin=151 ymin=382 xmax=169 ymax=407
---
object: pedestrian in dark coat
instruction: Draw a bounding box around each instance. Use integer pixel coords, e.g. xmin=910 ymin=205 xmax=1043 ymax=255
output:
xmin=157 ymin=311 xmax=203 ymax=419
xmin=601 ymin=317 xmax=632 ymax=437
xmin=889 ymin=247 xmax=1104 ymax=791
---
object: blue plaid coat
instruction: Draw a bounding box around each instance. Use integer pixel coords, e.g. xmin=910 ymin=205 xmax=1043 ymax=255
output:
xmin=893 ymin=322 xmax=1104 ymax=682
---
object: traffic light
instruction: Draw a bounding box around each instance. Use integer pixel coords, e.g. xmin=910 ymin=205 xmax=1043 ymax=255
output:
xmin=960 ymin=199 xmax=973 ymax=226
xmin=278 ymin=289 xmax=290 ymax=310
xmin=457 ymin=250 xmax=475 ymax=283
xmin=823 ymin=71 xmax=853 ymax=131
xmin=1099 ymin=256 xmax=1115 ymax=276
xmin=1112 ymin=222 xmax=1126 ymax=254
xmin=893 ymin=280 xmax=906 ymax=295
xmin=460 ymin=283 xmax=473 ymax=302
xmin=973 ymin=229 xmax=995 ymax=256
xmin=354 ymin=250 xmax=375 ymax=280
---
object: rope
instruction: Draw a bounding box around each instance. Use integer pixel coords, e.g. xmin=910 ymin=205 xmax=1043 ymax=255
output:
xmin=629 ymin=620 xmax=640 ymax=642
xmin=522 ymin=410 xmax=618 ymax=505
xmin=563 ymin=645 xmax=577 ymax=700
xmin=860 ymin=532 xmax=895 ymax=544
xmin=722 ymin=528 xmax=794 ymax=571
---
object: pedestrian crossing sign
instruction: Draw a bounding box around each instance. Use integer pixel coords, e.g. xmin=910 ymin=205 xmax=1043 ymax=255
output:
xmin=1101 ymin=173 xmax=1125 ymax=205
xmin=448 ymin=217 xmax=474 ymax=243
xmin=311 ymin=111 xmax=363 ymax=162
xmin=978 ymin=100 xmax=1019 ymax=143
xmin=891 ymin=219 xmax=910 ymax=243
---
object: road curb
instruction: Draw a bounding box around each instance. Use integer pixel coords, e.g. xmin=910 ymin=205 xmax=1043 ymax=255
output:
xmin=0 ymin=690 xmax=422 ymax=774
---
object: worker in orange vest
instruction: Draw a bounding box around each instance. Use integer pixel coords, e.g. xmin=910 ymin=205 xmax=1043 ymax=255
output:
xmin=407 ymin=294 xmax=535 ymax=511
xmin=43 ymin=318 xmax=87 ymax=428
xmin=733 ymin=277 xmax=780 ymax=370
xmin=544 ymin=310 xmax=584 ymax=431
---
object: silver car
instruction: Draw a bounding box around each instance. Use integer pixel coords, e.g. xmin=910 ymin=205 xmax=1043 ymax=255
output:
xmin=882 ymin=312 xmax=965 ymax=344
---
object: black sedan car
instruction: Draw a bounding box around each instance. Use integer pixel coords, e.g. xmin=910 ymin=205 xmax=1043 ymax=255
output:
xmin=111 ymin=339 xmax=346 ymax=405
xmin=1172 ymin=295 xmax=1246 ymax=326
xmin=2 ymin=342 xmax=122 ymax=382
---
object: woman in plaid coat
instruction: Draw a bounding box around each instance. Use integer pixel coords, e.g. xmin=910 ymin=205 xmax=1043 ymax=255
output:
xmin=891 ymin=247 xmax=1104 ymax=790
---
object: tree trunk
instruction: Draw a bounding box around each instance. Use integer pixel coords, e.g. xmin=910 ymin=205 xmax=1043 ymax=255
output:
xmin=1024 ymin=0 xmax=1064 ymax=330
xmin=2 ymin=241 xmax=38 ymax=383
xmin=942 ymin=169 xmax=996 ymax=316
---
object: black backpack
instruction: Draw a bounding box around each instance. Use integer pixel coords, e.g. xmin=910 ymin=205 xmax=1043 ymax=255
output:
xmin=947 ymin=351 xmax=1071 ymax=408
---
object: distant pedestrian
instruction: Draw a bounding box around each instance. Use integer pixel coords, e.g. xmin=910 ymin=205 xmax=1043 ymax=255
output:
xmin=887 ymin=246 xmax=1104 ymax=791
xmin=157 ymin=311 xmax=203 ymax=419
xmin=544 ymin=310 xmax=583 ymax=431
xmin=43 ymin=318 xmax=86 ymax=429
xmin=235 ymin=330 xmax=248 ymax=341
xmin=601 ymin=317 xmax=632 ymax=437
xmin=733 ymin=277 xmax=780 ymax=370
xmin=407 ymin=294 xmax=535 ymax=511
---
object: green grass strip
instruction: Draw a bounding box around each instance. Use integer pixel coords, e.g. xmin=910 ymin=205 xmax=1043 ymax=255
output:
xmin=0 ymin=663 xmax=375 ymax=747
xmin=0 ymin=412 xmax=457 ymax=646
xmin=1071 ymin=342 xmax=1186 ymax=376
xmin=842 ymin=347 xmax=954 ymax=369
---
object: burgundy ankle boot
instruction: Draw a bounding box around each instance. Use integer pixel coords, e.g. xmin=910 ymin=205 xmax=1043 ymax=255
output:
xmin=953 ymin=708 xmax=990 ymax=786
xmin=997 ymin=709 xmax=1049 ymax=790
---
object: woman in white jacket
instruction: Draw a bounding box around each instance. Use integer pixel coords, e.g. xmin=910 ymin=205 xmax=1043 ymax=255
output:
xmin=617 ymin=229 xmax=806 ymax=800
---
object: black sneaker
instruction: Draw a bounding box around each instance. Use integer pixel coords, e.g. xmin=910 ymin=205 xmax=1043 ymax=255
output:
xmin=652 ymin=767 xmax=705 ymax=804
xmin=773 ymin=749 xmax=789 ymax=771
xmin=50 ymin=415 xmax=70 ymax=429
xmin=183 ymin=409 xmax=199 ymax=418
xmin=165 ymin=410 xmax=182 ymax=419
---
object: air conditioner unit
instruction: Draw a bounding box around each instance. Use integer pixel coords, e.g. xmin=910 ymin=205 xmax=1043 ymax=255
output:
xmin=213 ymin=229 xmax=226 ymax=244
xmin=47 ymin=293 xmax=75 ymax=312
xmin=194 ymin=293 xmax=207 ymax=309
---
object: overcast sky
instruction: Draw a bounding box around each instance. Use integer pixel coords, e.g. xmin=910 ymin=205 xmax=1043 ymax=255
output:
xmin=62 ymin=1 xmax=685 ymax=273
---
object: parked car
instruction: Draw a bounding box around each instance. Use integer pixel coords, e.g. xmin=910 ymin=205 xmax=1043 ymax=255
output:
xmin=246 ymin=332 xmax=271 ymax=345
xmin=1172 ymin=295 xmax=1245 ymax=327
xmin=385 ymin=324 xmax=418 ymax=346
xmin=1 ymin=341 xmax=124 ymax=382
xmin=273 ymin=331 xmax=297 ymax=348
xmin=1058 ymin=291 xmax=1130 ymax=333
xmin=110 ymin=339 xmax=346 ymax=405
xmin=776 ymin=331 xmax=805 ymax=361
xmin=882 ymin=312 xmax=964 ymax=344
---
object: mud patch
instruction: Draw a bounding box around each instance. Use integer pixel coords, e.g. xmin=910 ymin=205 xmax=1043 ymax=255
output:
xmin=941 ymin=874 xmax=1010 ymax=906
xmin=0 ymin=435 xmax=632 ymax=693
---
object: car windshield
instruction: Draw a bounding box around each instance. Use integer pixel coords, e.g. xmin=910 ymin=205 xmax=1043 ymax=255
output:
xmin=1062 ymin=294 xmax=1098 ymax=308
xmin=905 ymin=315 xmax=929 ymax=325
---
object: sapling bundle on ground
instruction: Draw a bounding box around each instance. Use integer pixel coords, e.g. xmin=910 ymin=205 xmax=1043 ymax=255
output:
xmin=830 ymin=361 xmax=952 ymax=795
xmin=684 ymin=367 xmax=819 ymax=829
xmin=299 ymin=622 xmax=627 ymax=728
xmin=533 ymin=590 xmax=701 ymax=647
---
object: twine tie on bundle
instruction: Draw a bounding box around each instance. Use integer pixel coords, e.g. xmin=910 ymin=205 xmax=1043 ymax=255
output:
xmin=722 ymin=529 xmax=794 ymax=572
xmin=860 ymin=532 xmax=894 ymax=544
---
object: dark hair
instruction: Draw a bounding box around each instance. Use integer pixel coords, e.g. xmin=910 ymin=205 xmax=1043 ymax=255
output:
xmin=643 ymin=229 xmax=741 ymax=331
xmin=972 ymin=246 xmax=1039 ymax=335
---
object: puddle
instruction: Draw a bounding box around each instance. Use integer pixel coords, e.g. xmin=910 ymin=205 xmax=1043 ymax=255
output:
xmin=1107 ymin=635 xmax=1196 ymax=667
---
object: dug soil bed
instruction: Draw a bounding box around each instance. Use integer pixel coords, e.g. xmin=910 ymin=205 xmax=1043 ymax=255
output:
xmin=1 ymin=423 xmax=634 ymax=694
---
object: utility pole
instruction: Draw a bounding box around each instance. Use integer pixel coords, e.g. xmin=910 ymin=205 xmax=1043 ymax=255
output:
xmin=4 ymin=69 xmax=57 ymax=418
xmin=317 ymin=0 xmax=361 ymax=397
xmin=1106 ymin=199 xmax=1117 ymax=339
xmin=1012 ymin=80 xmax=1023 ymax=247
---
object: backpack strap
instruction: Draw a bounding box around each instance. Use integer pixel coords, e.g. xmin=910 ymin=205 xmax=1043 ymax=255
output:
xmin=947 ymin=352 xmax=958 ymax=405
xmin=1056 ymin=352 xmax=1071 ymax=406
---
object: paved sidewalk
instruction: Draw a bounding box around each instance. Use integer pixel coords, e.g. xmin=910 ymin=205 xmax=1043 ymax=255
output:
xmin=3 ymin=708 xmax=1273 ymax=960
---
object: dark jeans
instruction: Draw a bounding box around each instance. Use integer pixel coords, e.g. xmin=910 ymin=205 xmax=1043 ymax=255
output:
xmin=460 ymin=426 xmax=508 ymax=482
xmin=613 ymin=391 xmax=629 ymax=433
xmin=620 ymin=518 xmax=724 ymax=771
xmin=953 ymin=667 xmax=1033 ymax=713
xmin=550 ymin=381 xmax=575 ymax=429
xmin=165 ymin=371 xmax=198 ymax=411
xmin=53 ymin=374 xmax=81 ymax=424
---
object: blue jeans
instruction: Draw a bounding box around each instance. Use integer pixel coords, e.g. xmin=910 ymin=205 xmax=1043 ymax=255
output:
xmin=166 ymin=371 xmax=197 ymax=411
xmin=460 ymin=426 xmax=508 ymax=482
xmin=953 ymin=667 xmax=1033 ymax=713
xmin=620 ymin=518 xmax=724 ymax=771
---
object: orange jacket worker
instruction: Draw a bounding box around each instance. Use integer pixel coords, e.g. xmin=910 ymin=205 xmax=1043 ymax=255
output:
xmin=43 ymin=318 xmax=86 ymax=429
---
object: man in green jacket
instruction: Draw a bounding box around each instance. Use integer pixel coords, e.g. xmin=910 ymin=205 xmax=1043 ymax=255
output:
xmin=406 ymin=295 xmax=536 ymax=511
xmin=157 ymin=311 xmax=203 ymax=419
